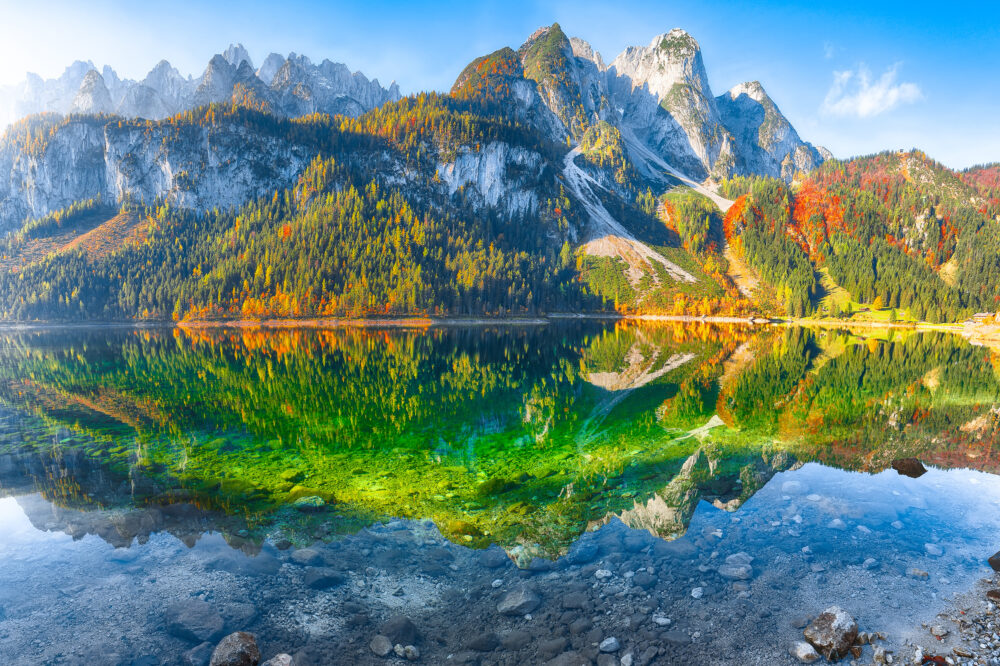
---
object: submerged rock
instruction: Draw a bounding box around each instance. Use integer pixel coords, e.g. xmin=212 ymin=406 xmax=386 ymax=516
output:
xmin=989 ymin=551 xmax=1000 ymax=572
xmin=599 ymin=637 xmax=620 ymax=652
xmin=789 ymin=641 xmax=820 ymax=663
xmin=292 ymin=496 xmax=326 ymax=512
xmin=466 ymin=632 xmax=500 ymax=652
xmin=370 ymin=635 xmax=393 ymax=657
xmin=803 ymin=606 xmax=858 ymax=661
xmin=261 ymin=656 xmax=292 ymax=666
xmin=289 ymin=548 xmax=323 ymax=567
xmin=183 ymin=642 xmax=215 ymax=666
xmin=891 ymin=458 xmax=927 ymax=478
xmin=379 ymin=616 xmax=420 ymax=646
xmin=166 ymin=599 xmax=226 ymax=644
xmin=497 ymin=587 xmax=541 ymax=615
xmin=393 ymin=644 xmax=420 ymax=661
xmin=209 ymin=632 xmax=260 ymax=666
xmin=303 ymin=568 xmax=346 ymax=590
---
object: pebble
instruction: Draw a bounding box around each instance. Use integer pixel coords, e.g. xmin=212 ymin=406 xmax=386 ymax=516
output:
xmin=652 ymin=616 xmax=672 ymax=626
xmin=393 ymin=644 xmax=420 ymax=661
xmin=925 ymin=543 xmax=944 ymax=557
xmin=595 ymin=569 xmax=613 ymax=580
xmin=491 ymin=579 xmax=503 ymax=588
xmin=691 ymin=587 xmax=704 ymax=599
xmin=599 ymin=637 xmax=620 ymax=653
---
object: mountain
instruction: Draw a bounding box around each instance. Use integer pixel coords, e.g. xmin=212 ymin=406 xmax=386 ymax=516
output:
xmin=456 ymin=24 xmax=827 ymax=183
xmin=0 ymin=25 xmax=996 ymax=324
xmin=0 ymin=43 xmax=401 ymax=128
xmin=717 ymin=80 xmax=832 ymax=181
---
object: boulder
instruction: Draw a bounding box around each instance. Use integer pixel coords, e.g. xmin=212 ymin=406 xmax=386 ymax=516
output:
xmin=183 ymin=642 xmax=215 ymax=666
xmin=261 ymin=656 xmax=292 ymax=666
xmin=303 ymin=568 xmax=346 ymax=590
xmin=599 ymin=637 xmax=620 ymax=652
xmin=989 ymin=551 xmax=1000 ymax=572
xmin=166 ymin=599 xmax=226 ymax=644
xmin=718 ymin=562 xmax=752 ymax=580
xmin=370 ymin=635 xmax=393 ymax=657
xmin=566 ymin=541 xmax=599 ymax=565
xmin=803 ymin=607 xmax=858 ymax=661
xmin=497 ymin=587 xmax=541 ymax=615
xmin=209 ymin=632 xmax=260 ymax=666
xmin=379 ymin=616 xmax=420 ymax=646
xmin=465 ymin=632 xmax=500 ymax=652
xmin=289 ymin=548 xmax=324 ymax=567
xmin=789 ymin=641 xmax=820 ymax=663
xmin=292 ymin=496 xmax=326 ymax=512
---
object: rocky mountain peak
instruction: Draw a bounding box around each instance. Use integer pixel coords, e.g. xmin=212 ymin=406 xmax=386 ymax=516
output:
xmin=569 ymin=37 xmax=604 ymax=69
xmin=71 ymin=70 xmax=113 ymax=114
xmin=222 ymin=44 xmax=253 ymax=70
xmin=610 ymin=27 xmax=712 ymax=101
xmin=60 ymin=60 xmax=98 ymax=85
xmin=653 ymin=28 xmax=700 ymax=58
xmin=257 ymin=53 xmax=286 ymax=85
xmin=2 ymin=42 xmax=396 ymax=128
xmin=725 ymin=80 xmax=768 ymax=104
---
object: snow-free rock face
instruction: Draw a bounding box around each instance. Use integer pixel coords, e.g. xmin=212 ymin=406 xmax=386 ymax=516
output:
xmin=0 ymin=116 xmax=318 ymax=232
xmin=456 ymin=25 xmax=825 ymax=183
xmin=435 ymin=142 xmax=544 ymax=217
xmin=0 ymin=43 xmax=400 ymax=127
xmin=716 ymin=80 xmax=826 ymax=180
xmin=71 ymin=71 xmax=114 ymax=115
xmin=610 ymin=29 xmax=713 ymax=103
xmin=606 ymin=28 xmax=737 ymax=180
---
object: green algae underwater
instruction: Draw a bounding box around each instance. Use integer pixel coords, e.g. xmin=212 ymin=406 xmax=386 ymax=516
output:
xmin=0 ymin=321 xmax=998 ymax=562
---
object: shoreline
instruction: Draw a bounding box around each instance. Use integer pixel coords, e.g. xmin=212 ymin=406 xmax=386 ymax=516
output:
xmin=0 ymin=313 xmax=993 ymax=342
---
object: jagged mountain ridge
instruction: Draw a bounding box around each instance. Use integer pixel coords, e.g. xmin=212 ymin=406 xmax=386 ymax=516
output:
xmin=0 ymin=43 xmax=401 ymax=128
xmin=455 ymin=24 xmax=828 ymax=183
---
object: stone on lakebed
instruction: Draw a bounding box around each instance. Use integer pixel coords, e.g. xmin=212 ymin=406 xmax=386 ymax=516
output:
xmin=803 ymin=606 xmax=858 ymax=661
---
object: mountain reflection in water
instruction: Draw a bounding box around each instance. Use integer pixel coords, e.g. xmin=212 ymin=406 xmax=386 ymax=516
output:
xmin=0 ymin=323 xmax=997 ymax=560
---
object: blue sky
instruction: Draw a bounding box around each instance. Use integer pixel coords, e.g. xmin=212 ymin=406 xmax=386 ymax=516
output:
xmin=2 ymin=0 xmax=998 ymax=168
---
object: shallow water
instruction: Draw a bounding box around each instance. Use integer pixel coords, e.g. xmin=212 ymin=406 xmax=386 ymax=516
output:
xmin=0 ymin=323 xmax=998 ymax=664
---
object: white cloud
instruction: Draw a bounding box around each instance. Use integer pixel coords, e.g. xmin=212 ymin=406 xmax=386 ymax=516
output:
xmin=823 ymin=42 xmax=835 ymax=59
xmin=821 ymin=63 xmax=922 ymax=118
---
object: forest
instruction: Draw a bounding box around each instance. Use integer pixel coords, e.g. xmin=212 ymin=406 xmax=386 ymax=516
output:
xmin=1 ymin=85 xmax=1000 ymax=324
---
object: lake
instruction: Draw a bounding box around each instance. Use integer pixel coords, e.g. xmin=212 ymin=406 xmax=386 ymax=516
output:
xmin=0 ymin=322 xmax=998 ymax=665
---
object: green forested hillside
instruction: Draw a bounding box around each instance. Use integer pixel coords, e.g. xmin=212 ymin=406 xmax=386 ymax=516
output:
xmin=1 ymin=65 xmax=1000 ymax=324
xmin=719 ymin=152 xmax=1000 ymax=321
xmin=0 ymin=97 xmax=603 ymax=320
